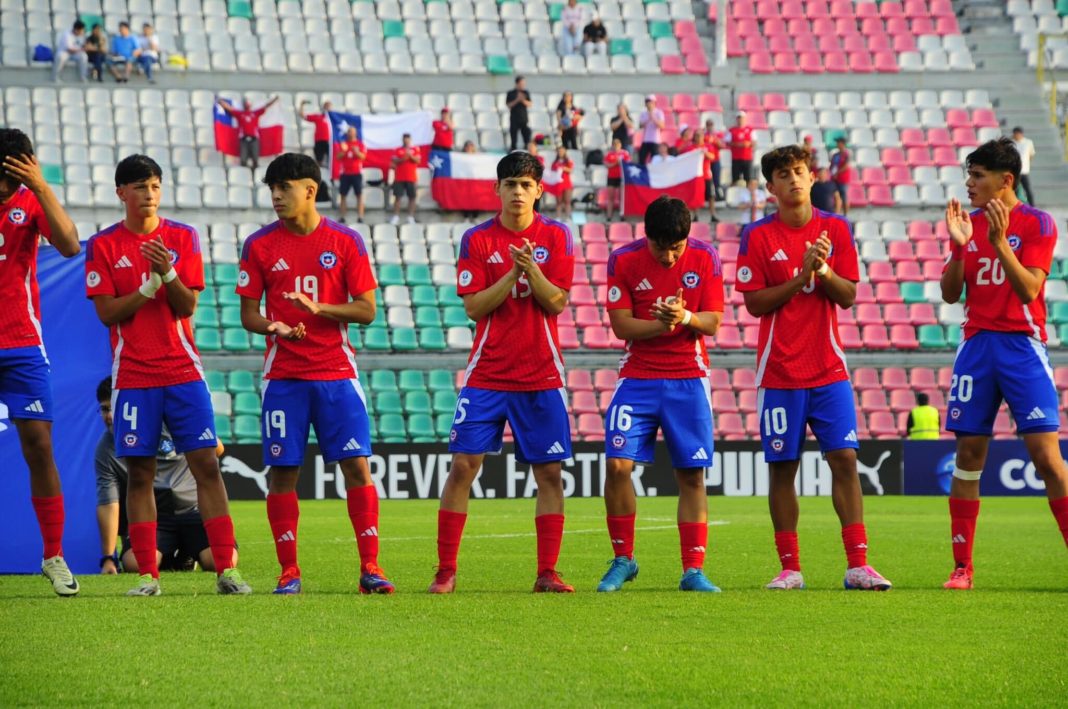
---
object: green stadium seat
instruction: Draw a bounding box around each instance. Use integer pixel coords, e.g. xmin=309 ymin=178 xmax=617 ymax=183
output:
xmin=900 ymin=282 xmax=925 ymax=304
xmin=435 ymin=413 xmax=453 ymax=438
xmin=214 ymin=415 xmax=233 ymax=442
xmin=409 ymin=414 xmax=436 ymax=441
xmin=368 ymin=300 xmax=387 ymax=327
xmin=392 ymin=327 xmax=418 ymax=351
xmin=217 ymin=289 xmax=240 ymax=306
xmin=411 ymin=284 xmax=438 ymax=305
xmin=486 ymin=55 xmax=513 ymax=75
xmin=609 ymin=38 xmax=633 ymax=56
xmin=1060 ymin=324 xmax=1068 ymax=343
xmin=347 ymin=324 xmax=362 ymax=348
xmin=415 ymin=306 xmax=442 ymax=327
xmin=824 ymin=129 xmax=847 ymax=149
xmin=41 ymin=164 xmax=63 ymax=185
xmin=362 ymin=327 xmax=390 ymax=351
xmin=377 ymin=264 xmax=405 ymax=286
xmin=648 ymin=21 xmax=673 ymax=39
xmin=945 ymin=324 xmax=961 ymax=347
xmin=419 ymin=327 xmax=447 ymax=351
xmin=200 ymin=289 xmax=217 ymax=307
xmin=233 ymin=392 xmax=260 ymax=416
xmin=548 ymin=3 xmax=563 ymax=21
xmin=196 ymin=328 xmax=221 ymax=352
xmin=369 ymin=370 xmax=398 ymax=392
xmin=234 ymin=415 xmax=260 ymax=443
xmin=220 ymin=306 xmax=243 ymax=328
xmin=228 ymin=370 xmax=257 ymax=393
xmin=251 ymin=336 xmax=265 ymax=352
xmin=205 ymin=370 xmax=226 ymax=392
xmin=398 ymin=369 xmax=426 ymax=392
xmin=80 ymin=13 xmax=104 ymax=28
xmin=214 ymin=264 xmax=239 ymax=285
xmin=382 ymin=20 xmax=405 ymax=38
xmin=407 ymin=266 xmax=433 ymax=288
xmin=378 ymin=414 xmax=407 ymax=441
xmin=437 ymin=285 xmax=463 ymax=306
xmin=375 ymin=391 xmax=404 ymax=414
xmin=223 ymin=327 xmax=250 ymax=351
xmin=1050 ymin=301 xmax=1068 ymax=324
xmin=428 ymin=369 xmax=454 ymax=392
xmin=226 ymin=1 xmax=251 ymax=19
xmin=404 ymin=391 xmax=433 ymax=415
xmin=432 ymin=390 xmax=456 ymax=415
xmin=1049 ymin=260 xmax=1062 ymax=279
xmin=195 ymin=307 xmax=220 ymax=328
xmin=443 ymin=306 xmax=469 ymax=327
xmin=1058 ymin=0 xmax=1068 ymax=15
xmin=918 ymin=324 xmax=947 ymax=348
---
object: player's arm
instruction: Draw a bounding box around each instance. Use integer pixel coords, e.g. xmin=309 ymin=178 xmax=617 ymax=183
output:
xmin=462 ymin=267 xmax=521 ymax=321
xmin=811 ymin=232 xmax=856 ymax=308
xmin=987 ymin=198 xmax=1046 ymax=304
xmin=2 ymin=154 xmax=79 ymax=256
xmin=510 ymin=240 xmax=569 ymax=315
xmin=941 ymin=199 xmax=970 ymax=304
xmin=742 ymin=269 xmax=811 ymax=317
xmin=94 ymin=454 xmax=120 ymax=565
xmin=650 ymin=288 xmax=723 ymax=336
xmin=284 ymin=289 xmax=376 ymax=325
xmin=608 ymin=308 xmax=671 ymax=340
xmin=216 ymin=99 xmax=235 ymax=116
xmin=91 ymin=287 xmax=158 ymax=325
xmin=239 ymin=296 xmax=306 ymax=340
xmin=140 ymin=236 xmax=197 ymax=318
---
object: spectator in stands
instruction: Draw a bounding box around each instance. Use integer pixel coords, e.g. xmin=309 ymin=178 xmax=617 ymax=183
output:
xmin=84 ymin=24 xmax=108 ymax=82
xmin=336 ymin=126 xmax=366 ymax=224
xmin=603 ymin=137 xmax=629 ymax=220
xmin=136 ymin=23 xmax=161 ymax=83
xmin=803 ymin=134 xmax=820 ymax=171
xmin=1012 ymin=126 xmax=1036 ymax=205
xmin=551 ymin=145 xmax=574 ymax=219
xmin=52 ymin=19 xmax=88 ymax=83
xmin=556 ymin=92 xmax=583 ymax=150
xmin=582 ymin=15 xmax=608 ymax=57
xmin=506 ymin=76 xmax=533 ymax=151
xmin=462 ymin=140 xmax=477 ymax=153
xmin=558 ymin=0 xmax=586 ymax=56
xmin=216 ymin=95 xmax=280 ymax=172
xmin=107 ymin=21 xmax=138 ymax=83
xmin=638 ymin=96 xmax=665 ymax=165
xmin=728 ymin=112 xmax=755 ymax=185
xmin=650 ymin=142 xmax=671 ymax=166
xmin=731 ymin=178 xmax=768 ymax=224
xmin=704 ymin=119 xmax=725 ymax=201
xmin=611 ymin=103 xmax=635 ymax=153
xmin=432 ymin=108 xmax=454 ymax=152
xmin=906 ymin=392 xmax=940 ymax=440
xmin=299 ymin=100 xmax=333 ymax=167
xmin=693 ymin=128 xmax=719 ymax=222
xmin=829 ymin=137 xmax=852 ymax=216
xmin=390 ymin=133 xmax=420 ymax=225
xmin=675 ymin=126 xmax=695 ymax=153
xmin=810 ymin=167 xmax=841 ymax=214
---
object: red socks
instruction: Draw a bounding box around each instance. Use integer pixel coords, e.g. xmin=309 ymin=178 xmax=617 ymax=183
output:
xmin=678 ymin=522 xmax=707 ymax=571
xmin=128 ymin=521 xmax=159 ymax=579
xmin=203 ymin=515 xmax=236 ymax=574
xmin=267 ymin=491 xmax=300 ymax=573
xmin=841 ymin=523 xmax=868 ymax=568
xmin=775 ymin=531 xmax=801 ymax=572
xmin=347 ymin=485 xmax=379 ymax=571
xmin=1050 ymin=496 xmax=1068 ymax=549
xmin=30 ymin=495 xmax=64 ymax=559
xmin=437 ymin=509 xmax=467 ymax=572
xmin=535 ymin=514 xmax=564 ymax=574
xmin=949 ymin=497 xmax=980 ymax=569
xmin=606 ymin=514 xmax=635 ymax=559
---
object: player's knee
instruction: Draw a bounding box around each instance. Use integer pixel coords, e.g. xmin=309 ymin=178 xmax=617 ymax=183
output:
xmin=1030 ymin=449 xmax=1067 ymax=481
xmin=532 ymin=463 xmax=563 ymax=488
xmin=16 ymin=421 xmax=53 ymax=460
xmin=446 ymin=457 xmax=481 ymax=486
xmin=674 ymin=468 xmax=704 ymax=490
xmin=198 ymin=548 xmax=216 ymax=572
xmin=268 ymin=467 xmax=300 ymax=493
xmin=605 ymin=458 xmax=632 ymax=479
xmin=339 ymin=458 xmax=372 ymax=487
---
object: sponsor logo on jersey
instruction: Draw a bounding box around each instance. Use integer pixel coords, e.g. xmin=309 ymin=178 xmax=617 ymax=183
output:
xmin=737 ymin=266 xmax=752 ymax=284
xmin=269 ymin=443 xmax=283 ymax=457
xmin=533 ymin=245 xmax=550 ymax=264
xmin=114 ymin=255 xmax=133 ymax=269
xmin=950 ymin=407 xmax=961 ymax=420
xmin=771 ymin=438 xmax=785 ymax=452
xmin=967 ymin=241 xmax=978 ymax=252
xmin=458 ymin=269 xmax=473 ymax=287
xmin=1007 ymin=234 xmax=1021 ymax=251
xmin=611 ymin=433 xmax=626 ymax=449
xmin=167 ymin=248 xmax=179 ymax=264
xmin=86 ymin=271 xmax=101 ymax=288
xmin=123 ymin=433 xmax=138 ymax=448
xmin=271 ymin=258 xmax=290 ymax=272
xmin=486 ymin=251 xmax=504 ymax=264
xmin=319 ymin=250 xmax=338 ymax=269
xmin=8 ymin=208 xmax=26 ymax=224
xmin=608 ymin=285 xmax=622 ymax=303
xmin=771 ymin=248 xmax=789 ymax=262
xmin=682 ymin=271 xmax=700 ymax=288
xmin=238 ymin=269 xmax=250 ymax=287
xmin=635 ymin=278 xmax=653 ymax=291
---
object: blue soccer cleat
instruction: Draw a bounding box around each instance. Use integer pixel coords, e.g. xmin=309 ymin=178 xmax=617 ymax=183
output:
xmin=272 ymin=569 xmax=302 ymax=595
xmin=359 ymin=564 xmax=396 ymax=595
xmin=679 ymin=568 xmax=721 ymax=592
xmin=597 ymin=556 xmax=639 ymax=592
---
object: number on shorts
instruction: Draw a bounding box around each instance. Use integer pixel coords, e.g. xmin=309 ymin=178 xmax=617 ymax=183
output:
xmin=453 ymin=397 xmax=470 ymax=424
xmin=122 ymin=402 xmax=138 ymax=430
xmin=762 ymin=406 xmax=788 ymax=436
xmin=948 ymin=374 xmax=973 ymax=403
xmin=975 ymin=257 xmax=1005 ymax=286
xmin=294 ymin=275 xmax=319 ymax=302
xmin=607 ymin=404 xmax=633 ymax=432
xmin=265 ymin=410 xmax=286 ymax=438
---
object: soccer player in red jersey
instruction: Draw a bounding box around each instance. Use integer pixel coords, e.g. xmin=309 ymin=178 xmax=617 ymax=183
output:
xmin=0 ymin=128 xmax=81 ymax=596
xmin=335 ymin=127 xmax=366 ymax=224
xmin=428 ymin=151 xmax=576 ymax=594
xmin=599 ymin=196 xmax=725 ymax=593
xmin=940 ymin=138 xmax=1068 ymax=590
xmin=237 ymin=153 xmax=393 ymax=595
xmin=603 ymin=138 xmax=629 ymax=220
xmin=86 ymin=155 xmax=249 ymax=596
xmin=735 ymin=145 xmax=892 ymax=591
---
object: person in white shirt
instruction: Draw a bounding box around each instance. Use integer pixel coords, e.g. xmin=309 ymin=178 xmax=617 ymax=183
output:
xmin=1012 ymin=126 xmax=1036 ymax=206
xmin=136 ymin=23 xmax=161 ymax=83
xmin=638 ymin=96 xmax=665 ymax=165
xmin=649 ymin=142 xmax=671 ymax=166
xmin=558 ymin=0 xmax=586 ymax=56
xmin=729 ymin=179 xmax=770 ymax=224
xmin=52 ymin=20 xmax=88 ymax=82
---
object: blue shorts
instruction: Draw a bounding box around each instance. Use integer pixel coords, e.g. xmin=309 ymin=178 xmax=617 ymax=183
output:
xmin=757 ymin=380 xmax=859 ymax=462
xmin=113 ymin=380 xmax=217 ymax=458
xmin=449 ymin=387 xmax=572 ymax=465
xmin=0 ymin=346 xmax=53 ymax=421
xmin=947 ymin=331 xmax=1059 ymax=436
xmin=261 ymin=378 xmax=372 ymax=466
xmin=605 ymin=377 xmax=715 ymax=469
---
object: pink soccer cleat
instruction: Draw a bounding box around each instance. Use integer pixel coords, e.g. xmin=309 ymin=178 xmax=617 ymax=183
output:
xmin=844 ymin=565 xmax=893 ymax=590
xmin=765 ymin=569 xmax=806 ymax=590
xmin=943 ymin=565 xmax=973 ymax=590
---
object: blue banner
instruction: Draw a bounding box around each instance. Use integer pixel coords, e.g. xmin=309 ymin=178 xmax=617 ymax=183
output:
xmin=0 ymin=245 xmax=111 ymax=573
xmin=903 ymin=440 xmax=1068 ymax=496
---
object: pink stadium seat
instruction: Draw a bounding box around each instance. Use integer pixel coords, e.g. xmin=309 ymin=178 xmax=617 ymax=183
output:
xmin=780 ymin=0 xmax=805 ymax=20
xmin=577 ymin=414 xmax=605 ymax=439
xmin=690 ymin=222 xmax=712 ymax=242
xmin=707 ymin=1 xmax=719 ymax=20
xmin=901 ymin=128 xmax=926 ymax=149
xmin=884 ymin=303 xmax=911 ymax=325
xmin=754 ymin=0 xmax=777 ymax=18
xmin=559 ymin=326 xmax=580 ymax=349
xmin=763 ymin=93 xmax=787 ymax=111
xmin=868 ymin=34 xmax=891 ymax=51
xmin=575 ymin=306 xmax=601 ymax=328
xmin=686 ymin=53 xmax=711 ymax=74
xmin=847 ymin=184 xmax=869 ymax=207
xmin=992 ymin=411 xmax=1013 ymax=439
xmin=558 ymin=306 xmax=575 ymax=327
xmin=712 ymin=390 xmax=738 ymax=413
xmin=809 ymin=0 xmax=831 ymax=18
xmin=860 ymin=17 xmax=884 ymax=35
xmin=594 ymin=368 xmax=618 ymax=391
xmin=908 ymin=303 xmax=938 ymax=326
xmin=922 ymin=389 xmax=946 ymax=409
xmin=862 ymin=167 xmax=889 ymax=186
xmin=748 ymin=52 xmax=774 ymax=76
xmin=713 ymin=326 xmax=743 ymax=349
xmin=915 ymin=241 xmax=943 ymax=260
xmin=570 ymin=285 xmax=595 ymax=306
xmin=838 ymin=307 xmax=856 ymax=325
xmin=773 ymin=52 xmax=800 ymax=73
xmin=727 ymin=34 xmax=746 ymax=58
xmin=732 ymin=368 xmax=757 ymax=390
xmin=905 ymin=147 xmax=934 ymax=167
xmin=856 ymin=303 xmax=883 ymax=326
xmin=598 ymin=390 xmax=614 ymax=413
xmin=764 ymin=17 xmax=787 ymax=36
xmin=882 ymin=367 xmax=909 ymax=389
xmin=856 ymin=2 xmax=879 ymax=18
xmin=572 ymin=263 xmax=588 ymax=285
xmin=908 ymin=220 xmax=934 ymax=239
xmin=737 ymin=93 xmax=762 ymax=111
xmin=672 ymin=94 xmax=696 ymax=112
xmin=921 ymin=260 xmax=943 ymax=280
xmin=934 ymin=221 xmax=951 ymax=241
xmin=735 ymin=307 xmax=759 ymax=329
xmin=880 ymin=1 xmax=904 ymax=17
xmin=595 ymin=285 xmax=609 ymax=303
xmin=718 ymin=413 xmax=746 ymax=440
xmin=855 ymin=282 xmax=876 ymax=304
xmin=862 ymin=325 xmax=892 ymax=349
xmin=829 ymin=0 xmax=854 ymax=18
xmin=891 ymin=34 xmax=917 ymax=52
xmin=868 ymin=412 xmax=899 ymax=438
xmin=946 ymin=108 xmax=970 ymax=129
xmin=582 ymin=326 xmax=611 ymax=349
xmin=742 ymin=412 xmax=761 ymax=437
xmin=675 ymin=20 xmax=698 ymax=38
xmin=843 ymin=35 xmax=867 ymax=52
xmin=932 ymin=147 xmax=959 ymax=167
xmin=589 ymin=264 xmax=607 ymax=285
xmin=800 ymin=52 xmax=826 ymax=73
xmin=897 ymin=261 xmax=923 ymax=281
xmin=818 ymin=34 xmax=841 ymax=52
xmin=710 ymin=368 xmax=730 ymax=389
xmin=825 ymin=52 xmax=849 ymax=73
xmin=581 ymin=222 xmax=606 ymax=242
xmin=738 ymin=389 xmax=758 ymax=413
xmin=721 ymin=305 xmax=737 ymax=325
xmin=608 ymin=222 xmax=633 ymax=243
xmin=567 ymin=370 xmax=593 ymax=392
xmin=742 ymin=326 xmax=760 ymax=349
xmin=927 ymin=128 xmax=953 ymax=148
xmin=849 ymin=51 xmax=875 ymax=72
xmin=935 ymin=16 xmax=961 ymax=35
xmin=930 ymin=0 xmax=954 ymax=18
xmin=874 ymin=282 xmax=904 ymax=303
xmin=885 ymin=17 xmax=910 ymax=35
xmin=839 ymin=325 xmax=863 ymax=349
xmin=769 ymin=35 xmax=793 ymax=52
xmin=972 ymin=109 xmax=998 ymax=128
xmin=572 ymin=391 xmax=599 ymax=415
xmin=745 ymin=110 xmax=768 ymax=129
xmin=903 ymin=0 xmax=929 ymax=18
xmin=882 ymin=148 xmax=907 ymax=167
xmin=718 ymin=241 xmax=739 ymax=262
xmin=786 ymin=18 xmax=810 ymax=36
xmin=909 ymin=367 xmax=937 ymax=388
xmin=722 ymin=262 xmax=738 ymax=284
xmin=887 ymin=166 xmax=913 ymax=186
xmin=874 ymin=51 xmax=900 ymax=72
xmin=937 ymin=366 xmax=953 ymax=389
xmin=698 ymin=93 xmax=723 ymax=112
xmin=888 ymin=241 xmax=914 ymax=260
xmin=585 ymin=242 xmax=609 ymax=264
xmin=795 ymin=35 xmax=818 ymax=51
xmin=862 ymin=390 xmax=890 ymax=412
xmin=854 ymin=367 xmax=881 ymax=390
xmin=813 ymin=17 xmax=837 ymax=36
xmin=951 ymin=127 xmax=979 ymax=147
xmin=867 ymin=184 xmax=894 ymax=206
xmin=836 ymin=18 xmax=861 ymax=35
xmin=717 ymin=222 xmax=740 ymax=241
xmin=890 ymin=324 xmax=919 ymax=349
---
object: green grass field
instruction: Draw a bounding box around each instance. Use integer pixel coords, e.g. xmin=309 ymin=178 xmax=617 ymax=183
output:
xmin=2 ymin=496 xmax=1066 ymax=706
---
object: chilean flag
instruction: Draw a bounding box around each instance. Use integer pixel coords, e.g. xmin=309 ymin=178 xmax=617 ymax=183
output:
xmin=429 ymin=149 xmax=501 ymax=212
xmin=542 ymin=166 xmax=565 ymax=199
xmin=327 ymin=110 xmax=433 ymax=178
xmin=213 ymin=97 xmax=285 ymax=158
xmin=622 ymin=150 xmax=705 ymax=216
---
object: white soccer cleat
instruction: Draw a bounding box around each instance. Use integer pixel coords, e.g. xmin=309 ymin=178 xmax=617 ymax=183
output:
xmin=844 ymin=565 xmax=893 ymax=591
xmin=125 ymin=574 xmax=162 ymax=596
xmin=41 ymin=556 xmax=79 ymax=597
xmin=765 ymin=569 xmax=805 ymax=590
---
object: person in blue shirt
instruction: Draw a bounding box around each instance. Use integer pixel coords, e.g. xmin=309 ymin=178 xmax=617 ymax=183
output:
xmin=107 ymin=22 xmax=138 ymax=82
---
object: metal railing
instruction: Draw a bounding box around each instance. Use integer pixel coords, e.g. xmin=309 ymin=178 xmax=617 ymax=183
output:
xmin=1037 ymin=33 xmax=1068 ymax=160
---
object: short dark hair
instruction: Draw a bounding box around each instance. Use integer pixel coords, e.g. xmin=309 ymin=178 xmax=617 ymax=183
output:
xmin=402 ymin=133 xmax=411 ymax=139
xmin=966 ymin=137 xmax=1021 ymax=188
xmin=0 ymin=128 xmax=34 ymax=181
xmin=119 ymin=21 xmax=130 ymax=29
xmin=73 ymin=20 xmax=85 ymax=30
xmin=760 ymin=144 xmax=811 ymax=182
xmin=114 ymin=154 xmax=162 ymax=186
xmin=515 ymin=75 xmax=525 ymax=84
xmin=1012 ymin=126 xmax=1024 ymax=134
xmin=916 ymin=392 xmax=929 ymax=406
xmin=97 ymin=376 xmax=112 ymax=403
xmin=263 ymin=152 xmax=321 ymax=186
xmin=496 ymin=151 xmax=543 ymax=182
xmin=644 ymin=195 xmax=691 ymax=247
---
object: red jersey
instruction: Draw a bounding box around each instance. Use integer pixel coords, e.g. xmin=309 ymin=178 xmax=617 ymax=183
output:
xmin=551 ymin=158 xmax=573 ymax=189
xmin=233 ymin=106 xmax=267 ymax=139
xmin=676 ymin=139 xmax=697 ymax=155
xmin=946 ymin=203 xmax=1057 ymax=342
xmin=336 ymin=139 xmax=365 ymax=175
xmin=606 ymin=238 xmax=724 ymax=379
xmin=392 ymin=147 xmax=420 ymax=183
xmin=237 ymin=218 xmax=377 ymax=381
xmin=704 ymin=133 xmax=723 ymax=162
xmin=729 ymin=126 xmax=755 ymax=160
xmin=735 ymin=210 xmax=859 ymax=389
xmin=456 ymin=214 xmax=575 ymax=391
xmin=830 ymin=148 xmax=852 ymax=184
xmin=304 ymin=113 xmax=330 ymax=142
xmin=432 ymin=120 xmax=453 ymax=149
xmin=85 ymin=219 xmax=206 ymax=389
xmin=604 ymin=149 xmax=629 ymax=179
xmin=0 ymin=187 xmax=53 ymax=350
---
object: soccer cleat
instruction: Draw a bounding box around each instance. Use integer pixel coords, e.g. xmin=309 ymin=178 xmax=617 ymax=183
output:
xmin=597 ymin=556 xmax=639 ymax=592
xmin=765 ymin=570 xmax=806 ymax=590
xmin=533 ymin=569 xmax=575 ymax=593
xmin=844 ymin=565 xmax=893 ymax=591
xmin=272 ymin=568 xmax=302 ymax=595
xmin=427 ymin=567 xmax=456 ymax=594
xmin=41 ymin=556 xmax=79 ymax=597
xmin=359 ymin=564 xmax=396 ymax=594
xmin=216 ymin=568 xmax=253 ymax=595
xmin=944 ymin=565 xmax=974 ymax=590
xmin=679 ymin=568 xmax=722 ymax=592
xmin=125 ymin=574 xmax=161 ymax=596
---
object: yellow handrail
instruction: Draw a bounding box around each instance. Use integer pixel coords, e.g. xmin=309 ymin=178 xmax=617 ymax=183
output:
xmin=1037 ymin=33 xmax=1068 ymax=160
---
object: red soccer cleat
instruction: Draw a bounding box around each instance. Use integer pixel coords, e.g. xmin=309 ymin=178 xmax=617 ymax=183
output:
xmin=944 ymin=565 xmax=973 ymax=590
xmin=533 ymin=569 xmax=575 ymax=593
xmin=427 ymin=567 xmax=456 ymax=594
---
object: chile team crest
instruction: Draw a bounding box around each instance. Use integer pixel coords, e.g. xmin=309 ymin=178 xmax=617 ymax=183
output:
xmin=1008 ymin=235 xmax=1021 ymax=251
xmin=682 ymin=271 xmax=700 ymax=288
xmin=319 ymin=251 xmax=338 ymax=269
xmin=270 ymin=443 xmax=283 ymax=458
xmin=533 ymin=246 xmax=549 ymax=264
xmin=8 ymin=208 xmax=26 ymax=224
xmin=167 ymin=248 xmax=179 ymax=264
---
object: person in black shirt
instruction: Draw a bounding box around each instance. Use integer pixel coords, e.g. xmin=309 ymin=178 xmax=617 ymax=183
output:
xmin=810 ymin=167 xmax=842 ymax=214
xmin=610 ymin=103 xmax=634 ymax=153
xmin=505 ymin=76 xmax=532 ymax=151
xmin=582 ymin=16 xmax=608 ymax=57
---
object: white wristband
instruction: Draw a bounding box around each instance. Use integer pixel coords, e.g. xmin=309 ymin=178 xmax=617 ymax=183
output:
xmin=681 ymin=309 xmax=692 ymax=326
xmin=139 ymin=272 xmax=163 ymax=298
xmin=161 ymin=267 xmax=178 ymax=283
xmin=816 ymin=263 xmax=830 ymax=277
